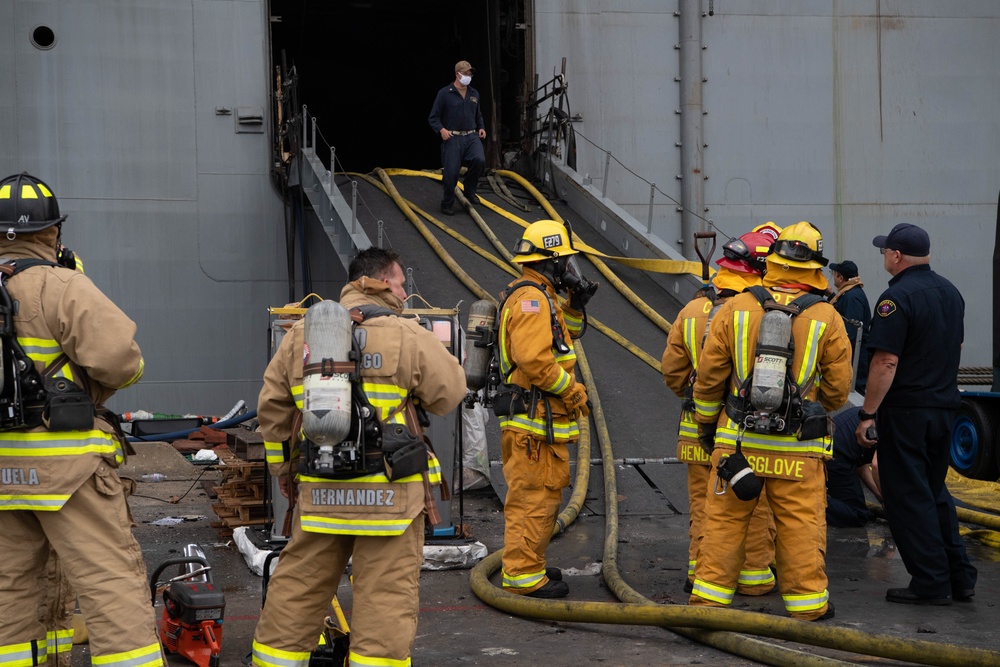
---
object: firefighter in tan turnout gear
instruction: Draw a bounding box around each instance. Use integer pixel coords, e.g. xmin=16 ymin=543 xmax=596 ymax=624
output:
xmin=689 ymin=221 xmax=852 ymax=621
xmin=252 ymin=248 xmax=466 ymax=667
xmin=497 ymin=220 xmax=597 ymax=598
xmin=0 ymin=172 xmax=162 ymax=666
xmin=662 ymin=231 xmax=778 ymax=596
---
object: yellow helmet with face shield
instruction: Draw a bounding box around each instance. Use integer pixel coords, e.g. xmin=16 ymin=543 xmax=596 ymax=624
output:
xmin=769 ymin=221 xmax=828 ymax=269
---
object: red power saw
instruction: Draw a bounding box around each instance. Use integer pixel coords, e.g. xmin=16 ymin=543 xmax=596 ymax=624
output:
xmin=150 ymin=545 xmax=225 ymax=667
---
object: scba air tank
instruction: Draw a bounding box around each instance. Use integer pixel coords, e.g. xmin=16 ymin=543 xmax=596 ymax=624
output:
xmin=750 ymin=310 xmax=793 ymax=412
xmin=302 ymin=300 xmax=354 ymax=445
xmin=464 ymin=300 xmax=497 ymax=391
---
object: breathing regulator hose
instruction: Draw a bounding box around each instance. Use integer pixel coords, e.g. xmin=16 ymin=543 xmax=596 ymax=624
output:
xmin=364 ymin=169 xmax=1000 ymax=666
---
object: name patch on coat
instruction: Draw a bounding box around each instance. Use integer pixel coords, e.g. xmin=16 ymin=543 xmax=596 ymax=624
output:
xmin=311 ymin=487 xmax=395 ymax=507
xmin=1 ymin=468 xmax=40 ymax=485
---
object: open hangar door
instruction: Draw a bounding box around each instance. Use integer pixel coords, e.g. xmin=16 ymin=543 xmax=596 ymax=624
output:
xmin=268 ymin=0 xmax=527 ymax=173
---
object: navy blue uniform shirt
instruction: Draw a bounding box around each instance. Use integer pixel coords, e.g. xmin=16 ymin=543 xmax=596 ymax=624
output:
xmin=428 ymin=85 xmax=484 ymax=134
xmin=867 ymin=264 xmax=964 ymax=409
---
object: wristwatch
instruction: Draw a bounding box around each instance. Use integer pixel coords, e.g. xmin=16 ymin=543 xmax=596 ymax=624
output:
xmin=858 ymin=409 xmax=877 ymax=421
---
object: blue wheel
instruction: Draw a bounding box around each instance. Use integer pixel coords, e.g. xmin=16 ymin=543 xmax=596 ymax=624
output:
xmin=950 ymin=400 xmax=999 ymax=480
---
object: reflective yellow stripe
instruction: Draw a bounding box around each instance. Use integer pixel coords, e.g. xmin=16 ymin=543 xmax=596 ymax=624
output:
xmin=693 ymin=397 xmax=721 ymax=418
xmin=300 ymin=515 xmax=414 ymax=536
xmin=677 ymin=411 xmax=698 ymax=439
xmin=688 ymin=559 xmax=696 ymax=576
xmin=733 ymin=310 xmax=751 ymax=382
xmin=738 ymin=567 xmax=776 ymax=587
xmin=121 ymin=358 xmax=143 ymax=388
xmin=291 ymin=384 xmax=304 ymax=410
xmin=552 ymin=345 xmax=576 ymax=365
xmin=19 ymin=337 xmax=62 ymax=365
xmin=692 ymin=578 xmax=735 ymax=605
xmin=20 ymin=184 xmax=39 ymax=200
xmin=498 ymin=308 xmax=515 ymax=379
xmin=251 ymin=640 xmax=310 ymax=667
xmin=542 ymin=368 xmax=572 ymax=395
xmin=362 ymin=382 xmax=407 ymax=424
xmin=0 ymin=430 xmax=122 ymax=459
xmin=683 ymin=317 xmax=699 ymax=370
xmin=794 ymin=319 xmax=827 ymax=387
xmin=46 ymin=629 xmax=73 ymax=654
xmin=264 ymin=440 xmax=286 ymax=464
xmin=502 ymin=568 xmax=546 ymax=589
xmin=563 ymin=310 xmax=583 ymax=338
xmin=716 ymin=420 xmax=832 ymax=456
xmin=783 ymin=589 xmax=829 ymax=613
xmin=0 ymin=639 xmax=46 ymax=666
xmin=0 ymin=185 xmax=10 ymax=200
xmin=91 ymin=642 xmax=162 ymax=667
xmin=498 ymin=414 xmax=579 ymax=441
xmin=349 ymin=651 xmax=411 ymax=667
xmin=0 ymin=494 xmax=72 ymax=510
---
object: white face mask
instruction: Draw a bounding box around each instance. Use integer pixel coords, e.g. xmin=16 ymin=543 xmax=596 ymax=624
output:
xmin=459 ymin=73 xmax=472 ymax=86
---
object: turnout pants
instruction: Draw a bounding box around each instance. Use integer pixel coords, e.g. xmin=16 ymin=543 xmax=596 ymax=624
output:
xmin=686 ymin=463 xmax=776 ymax=594
xmin=500 ymin=430 xmax=571 ymax=594
xmin=253 ymin=512 xmax=425 ymax=667
xmin=879 ymin=407 xmax=977 ymax=597
xmin=440 ymin=133 xmax=485 ymax=208
xmin=0 ymin=463 xmax=162 ymax=667
xmin=38 ymin=551 xmax=76 ymax=667
xmin=690 ymin=451 xmax=830 ymax=621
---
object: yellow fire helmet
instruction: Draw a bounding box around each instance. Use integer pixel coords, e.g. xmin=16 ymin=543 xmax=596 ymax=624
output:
xmin=511 ymin=219 xmax=579 ymax=264
xmin=769 ymin=221 xmax=828 ymax=269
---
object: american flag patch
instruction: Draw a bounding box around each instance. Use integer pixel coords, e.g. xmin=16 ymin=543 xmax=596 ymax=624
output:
xmin=521 ymin=299 xmax=540 ymax=313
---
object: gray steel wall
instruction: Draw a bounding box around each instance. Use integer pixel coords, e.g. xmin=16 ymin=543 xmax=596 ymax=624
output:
xmin=536 ymin=0 xmax=1000 ymax=366
xmin=1 ymin=0 xmax=289 ymax=415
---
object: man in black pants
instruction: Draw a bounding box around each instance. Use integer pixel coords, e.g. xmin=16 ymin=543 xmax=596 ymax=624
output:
xmin=856 ymin=223 xmax=977 ymax=605
xmin=428 ymin=59 xmax=486 ymax=216
xmin=827 ymin=407 xmax=881 ymax=527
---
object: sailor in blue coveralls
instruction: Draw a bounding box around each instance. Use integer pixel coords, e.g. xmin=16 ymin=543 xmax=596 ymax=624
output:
xmin=428 ymin=59 xmax=486 ymax=216
xmin=856 ymin=222 xmax=978 ymax=605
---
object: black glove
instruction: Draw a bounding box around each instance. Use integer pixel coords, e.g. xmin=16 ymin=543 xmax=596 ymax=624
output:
xmin=57 ymin=246 xmax=77 ymax=271
xmin=569 ymin=280 xmax=599 ymax=311
xmin=698 ymin=422 xmax=717 ymax=454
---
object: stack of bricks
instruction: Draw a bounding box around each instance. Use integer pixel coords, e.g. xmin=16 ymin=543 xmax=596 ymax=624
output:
xmin=211 ymin=429 xmax=270 ymax=533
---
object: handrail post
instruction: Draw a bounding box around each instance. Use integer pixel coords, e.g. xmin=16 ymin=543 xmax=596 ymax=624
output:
xmin=301 ymin=105 xmax=308 ymax=152
xmin=647 ymin=183 xmax=656 ymax=233
xmin=351 ymin=180 xmax=358 ymax=233
xmin=602 ymin=151 xmax=612 ymax=198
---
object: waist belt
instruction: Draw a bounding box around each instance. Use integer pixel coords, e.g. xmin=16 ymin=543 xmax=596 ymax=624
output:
xmin=450 ymin=129 xmax=476 ymax=135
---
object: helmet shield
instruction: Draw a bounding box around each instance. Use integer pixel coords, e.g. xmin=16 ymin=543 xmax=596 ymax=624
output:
xmin=769 ymin=221 xmax=827 ymax=269
xmin=718 ymin=232 xmax=773 ymax=274
xmin=773 ymin=238 xmax=828 ymax=267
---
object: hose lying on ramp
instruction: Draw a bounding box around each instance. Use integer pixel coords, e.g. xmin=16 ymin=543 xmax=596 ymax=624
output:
xmin=357 ymin=167 xmax=1000 ymax=666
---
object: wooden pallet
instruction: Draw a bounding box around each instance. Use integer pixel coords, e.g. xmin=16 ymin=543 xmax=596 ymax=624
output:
xmin=210 ymin=443 xmax=269 ymax=529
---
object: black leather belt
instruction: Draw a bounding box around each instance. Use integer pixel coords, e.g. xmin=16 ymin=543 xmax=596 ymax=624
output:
xmin=450 ymin=130 xmax=475 ymax=135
